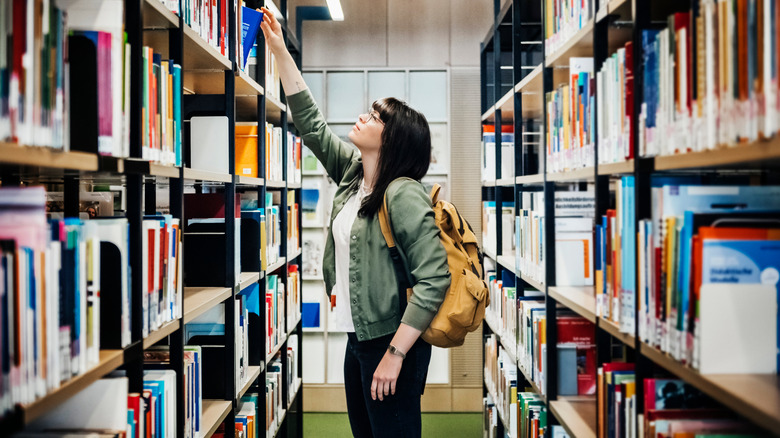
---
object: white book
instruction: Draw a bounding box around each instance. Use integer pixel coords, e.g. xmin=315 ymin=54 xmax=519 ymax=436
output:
xmin=95 ymin=218 xmax=131 ymax=347
xmin=698 ymin=284 xmax=777 ymax=374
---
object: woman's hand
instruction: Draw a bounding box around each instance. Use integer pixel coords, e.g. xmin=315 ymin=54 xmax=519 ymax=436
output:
xmin=371 ymin=351 xmax=403 ymax=401
xmin=259 ymin=7 xmax=286 ymax=56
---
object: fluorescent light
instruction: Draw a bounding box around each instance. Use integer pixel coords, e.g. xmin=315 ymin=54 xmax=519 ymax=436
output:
xmin=325 ymin=0 xmax=344 ymax=21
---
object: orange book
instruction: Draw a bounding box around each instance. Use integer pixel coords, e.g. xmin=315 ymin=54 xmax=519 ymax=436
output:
xmin=235 ymin=123 xmax=259 ymax=178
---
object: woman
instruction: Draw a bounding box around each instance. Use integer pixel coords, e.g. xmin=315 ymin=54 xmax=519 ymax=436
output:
xmin=260 ymin=8 xmax=450 ymax=438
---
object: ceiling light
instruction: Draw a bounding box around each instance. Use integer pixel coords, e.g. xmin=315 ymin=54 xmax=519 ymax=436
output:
xmin=325 ymin=0 xmax=344 ymax=21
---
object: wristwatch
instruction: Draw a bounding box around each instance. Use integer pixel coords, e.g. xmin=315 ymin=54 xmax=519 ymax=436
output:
xmin=387 ymin=344 xmax=406 ymax=359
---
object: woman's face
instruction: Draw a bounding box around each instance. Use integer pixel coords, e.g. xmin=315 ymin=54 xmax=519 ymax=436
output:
xmin=348 ymin=108 xmax=384 ymax=154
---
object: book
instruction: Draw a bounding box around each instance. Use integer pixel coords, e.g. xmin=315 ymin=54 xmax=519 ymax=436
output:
xmin=240 ymin=7 xmax=263 ymax=70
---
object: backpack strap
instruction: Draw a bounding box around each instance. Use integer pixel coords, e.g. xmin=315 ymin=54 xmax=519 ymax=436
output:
xmin=378 ymin=192 xmax=396 ymax=250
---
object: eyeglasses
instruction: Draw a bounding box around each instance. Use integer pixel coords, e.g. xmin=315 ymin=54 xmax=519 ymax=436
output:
xmin=365 ymin=110 xmax=384 ymax=125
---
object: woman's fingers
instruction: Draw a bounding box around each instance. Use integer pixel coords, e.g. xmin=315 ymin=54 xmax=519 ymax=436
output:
xmin=371 ymin=378 xmax=378 ymax=401
xmin=390 ymin=379 xmax=396 ymax=396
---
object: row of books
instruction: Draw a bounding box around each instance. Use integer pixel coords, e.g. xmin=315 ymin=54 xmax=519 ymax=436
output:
xmin=482 ymin=125 xmax=516 ymax=181
xmin=597 ymin=43 xmax=635 ymax=165
xmin=0 ymin=0 xmax=67 ymax=149
xmin=235 ymin=125 xmax=302 ymax=184
xmin=484 ymin=335 xmax=518 ymax=436
xmin=514 ymin=190 xmax=595 ymax=287
xmin=595 ymin=177 xmax=636 ymax=335
xmin=182 ymin=0 xmax=233 ymax=60
xmin=598 ymin=362 xmax=764 ymax=438
xmin=286 ymin=192 xmax=300 ymax=256
xmin=286 ymin=265 xmax=301 ymax=332
xmin=266 ymin=336 xmax=299 ymax=436
xmin=485 ymin=270 xmax=521 ymax=354
xmin=544 ymin=0 xmax=594 ymax=57
xmin=515 ymin=191 xmax=546 ymax=285
xmin=141 ymin=47 xmax=183 ymax=166
xmin=265 ymin=192 xmax=283 ymax=269
xmin=637 ymin=182 xmax=780 ymax=374
xmin=0 ymin=187 xmax=139 ymax=418
xmin=483 ymin=337 xmax=549 ymax=438
xmin=266 ymin=274 xmax=286 ymax=356
xmin=518 ymin=300 xmax=598 ymax=396
xmin=640 ymin=0 xmax=780 ymax=158
xmin=142 ymin=215 xmax=185 ymax=337
xmin=545 ymin=58 xmax=595 ymax=174
xmin=265 ymin=43 xmax=282 ymax=102
xmin=482 ymin=201 xmax=515 ymax=256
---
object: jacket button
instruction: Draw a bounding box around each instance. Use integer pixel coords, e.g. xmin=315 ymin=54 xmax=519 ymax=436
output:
xmin=352 ymin=235 xmax=356 ymax=240
xmin=356 ymin=323 xmax=360 ymax=327
xmin=359 ymin=334 xmax=364 ymax=339
xmin=352 ymin=299 xmax=356 ymax=304
xmin=352 ymin=278 xmax=356 ymax=283
xmin=352 ymin=256 xmax=356 ymax=261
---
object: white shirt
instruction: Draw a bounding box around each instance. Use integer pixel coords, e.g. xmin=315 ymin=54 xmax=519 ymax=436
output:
xmin=331 ymin=180 xmax=372 ymax=332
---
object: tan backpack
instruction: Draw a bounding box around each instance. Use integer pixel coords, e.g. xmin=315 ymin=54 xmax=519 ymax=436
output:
xmin=378 ymin=181 xmax=490 ymax=348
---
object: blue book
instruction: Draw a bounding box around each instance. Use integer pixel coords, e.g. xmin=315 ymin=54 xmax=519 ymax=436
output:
xmin=172 ymin=63 xmax=182 ymax=166
xmin=642 ymin=30 xmax=660 ymax=128
xmin=241 ymin=7 xmax=263 ymax=70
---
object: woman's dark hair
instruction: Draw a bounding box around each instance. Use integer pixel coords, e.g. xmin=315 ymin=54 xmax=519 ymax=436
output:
xmin=352 ymin=97 xmax=431 ymax=217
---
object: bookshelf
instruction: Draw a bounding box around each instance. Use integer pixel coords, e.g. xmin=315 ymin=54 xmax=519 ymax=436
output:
xmin=480 ymin=0 xmax=780 ymax=437
xmin=0 ymin=0 xmax=304 ymax=436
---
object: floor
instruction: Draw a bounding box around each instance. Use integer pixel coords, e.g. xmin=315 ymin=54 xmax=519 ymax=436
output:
xmin=303 ymin=413 xmax=482 ymax=437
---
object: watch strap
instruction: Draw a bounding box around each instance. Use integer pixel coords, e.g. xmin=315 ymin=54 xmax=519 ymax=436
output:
xmin=387 ymin=344 xmax=406 ymax=359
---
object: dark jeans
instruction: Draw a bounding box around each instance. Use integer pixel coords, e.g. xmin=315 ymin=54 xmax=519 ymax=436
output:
xmin=344 ymin=332 xmax=432 ymax=438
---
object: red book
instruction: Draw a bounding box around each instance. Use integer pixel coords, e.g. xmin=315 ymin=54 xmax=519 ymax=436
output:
xmin=557 ymin=316 xmax=597 ymax=395
xmin=183 ymin=193 xmax=241 ymax=221
xmin=219 ymin=0 xmax=226 ymax=55
xmin=128 ymin=393 xmax=141 ymax=438
xmin=672 ymin=12 xmax=692 ymax=113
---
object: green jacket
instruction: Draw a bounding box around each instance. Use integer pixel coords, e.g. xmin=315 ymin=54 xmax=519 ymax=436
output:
xmin=288 ymin=89 xmax=451 ymax=341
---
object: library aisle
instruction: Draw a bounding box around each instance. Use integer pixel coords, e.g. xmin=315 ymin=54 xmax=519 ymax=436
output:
xmin=480 ymin=0 xmax=780 ymax=437
xmin=2 ymin=0 xmax=780 ymax=437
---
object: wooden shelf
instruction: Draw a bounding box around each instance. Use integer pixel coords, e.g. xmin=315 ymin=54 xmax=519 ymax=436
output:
xmin=496 ymin=178 xmax=514 ymax=187
xmin=516 ymin=174 xmax=545 ymax=184
xmin=288 ymin=181 xmax=302 ymax=189
xmin=120 ymin=158 xmax=181 ymax=178
xmin=496 ymin=254 xmax=516 ymax=273
xmin=549 ymin=397 xmax=597 ymax=438
xmin=494 ymin=89 xmax=515 ymax=122
xmin=288 ymin=248 xmax=302 ymax=260
xmin=484 ymin=376 xmax=512 ymax=433
xmin=143 ymin=319 xmax=181 ymax=349
xmin=546 ymin=167 xmax=596 ymax=182
xmin=640 ymin=343 xmax=780 ymax=433
xmin=236 ymin=175 xmax=265 ymax=186
xmin=19 ymin=349 xmax=124 ymax=425
xmin=513 ymin=65 xmax=570 ymax=119
xmin=239 ymin=272 xmax=260 ymax=291
xmin=202 ymin=399 xmax=233 ymax=438
xmin=548 ymin=286 xmax=596 ymax=323
xmin=545 ymin=20 xmax=595 ymax=68
xmin=143 ymin=0 xmax=179 ymax=29
xmin=597 ymin=159 xmax=634 ymax=176
xmin=237 ymin=366 xmax=262 ymax=400
xmin=482 ymin=180 xmax=496 ymax=187
xmin=266 ymin=180 xmax=286 ymax=188
xmin=518 ymin=273 xmax=545 ymax=292
xmin=598 ymin=317 xmax=634 ymax=348
xmin=266 ymin=257 xmax=287 ymax=274
xmin=183 ymin=286 xmax=233 ymax=324
xmin=183 ymin=167 xmax=233 ymax=182
xmin=0 ymin=142 xmax=99 ymax=171
xmin=182 ymin=25 xmax=231 ymax=71
xmin=654 ymin=136 xmax=780 ymax=170
xmin=236 ymin=70 xmax=265 ymax=96
xmin=483 ymin=248 xmax=497 ymax=261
